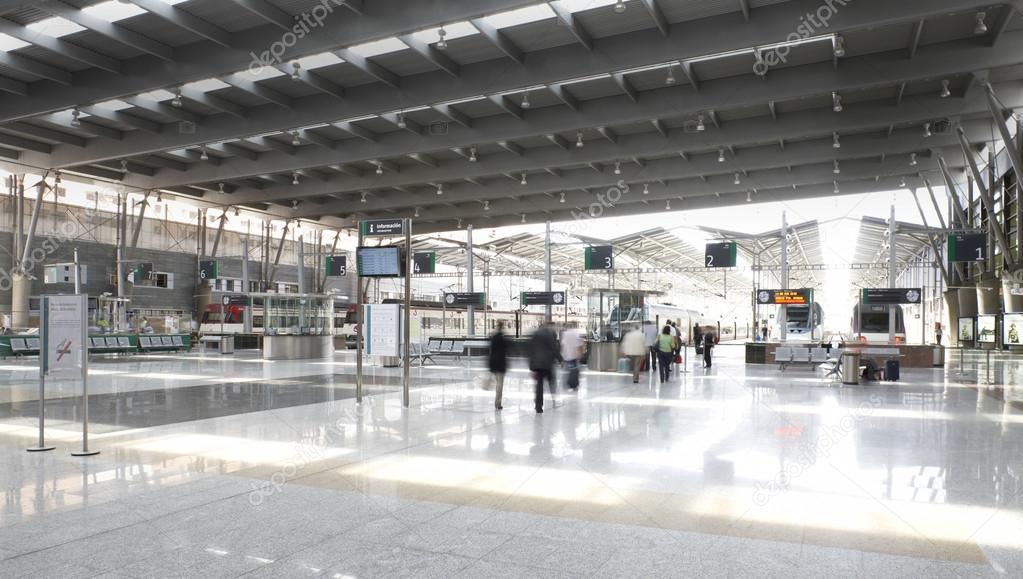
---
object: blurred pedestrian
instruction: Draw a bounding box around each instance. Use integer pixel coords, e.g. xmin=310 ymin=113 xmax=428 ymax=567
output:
xmin=488 ymin=321 xmax=508 ymax=410
xmin=643 ymin=320 xmax=658 ymax=372
xmin=622 ymin=325 xmax=647 ymax=383
xmin=528 ymin=321 xmax=560 ymax=413
xmin=561 ymin=321 xmax=584 ymax=390
xmin=703 ymin=329 xmax=716 ymax=368
xmin=657 ymin=326 xmax=675 ymax=383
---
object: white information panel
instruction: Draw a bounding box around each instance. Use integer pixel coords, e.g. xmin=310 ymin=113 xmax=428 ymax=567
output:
xmin=1004 ymin=313 xmax=1023 ymax=345
xmin=365 ymin=303 xmax=401 ymax=357
xmin=41 ymin=294 xmax=87 ymax=376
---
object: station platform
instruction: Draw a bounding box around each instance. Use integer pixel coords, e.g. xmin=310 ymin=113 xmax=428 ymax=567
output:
xmin=1 ymin=346 xmax=1021 ymax=578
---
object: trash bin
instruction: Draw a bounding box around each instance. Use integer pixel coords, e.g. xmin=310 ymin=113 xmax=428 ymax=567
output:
xmin=219 ymin=335 xmax=235 ymax=355
xmin=841 ymin=351 xmax=860 ymax=385
xmin=932 ymin=346 xmax=944 ymax=367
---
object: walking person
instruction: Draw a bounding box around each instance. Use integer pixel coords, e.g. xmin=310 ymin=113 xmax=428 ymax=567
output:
xmin=622 ymin=325 xmax=647 ymax=384
xmin=560 ymin=321 xmax=584 ymax=391
xmin=642 ymin=320 xmax=658 ymax=372
xmin=657 ymin=326 xmax=675 ymax=383
xmin=703 ymin=329 xmax=716 ymax=368
xmin=935 ymin=323 xmax=943 ymax=345
xmin=528 ymin=322 xmax=560 ymax=413
xmin=488 ymin=321 xmax=508 ymax=410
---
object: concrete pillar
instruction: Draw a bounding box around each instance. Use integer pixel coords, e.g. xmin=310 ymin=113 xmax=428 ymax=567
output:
xmin=11 ymin=274 xmax=30 ymax=328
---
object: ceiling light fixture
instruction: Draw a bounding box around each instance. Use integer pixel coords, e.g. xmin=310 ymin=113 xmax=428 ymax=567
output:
xmin=360 ymin=192 xmax=367 ymax=202
xmin=718 ymin=148 xmax=726 ymax=163
xmin=70 ymin=108 xmax=81 ymax=127
xmin=614 ymin=0 xmax=627 ymax=14
xmin=200 ymin=144 xmax=209 ymax=161
xmin=436 ymin=183 xmax=444 ymax=195
xmin=292 ymin=171 xmax=300 ymax=185
xmin=414 ymin=207 xmax=420 ymax=217
xmin=291 ymin=130 xmax=301 ymax=146
xmin=437 ymin=27 xmax=448 ymax=50
xmin=396 ymin=111 xmax=406 ymax=129
xmin=469 ymin=146 xmax=477 ymax=162
xmin=665 ymin=199 xmax=670 ymax=210
xmin=614 ymin=161 xmax=621 ymax=175
xmin=734 ymin=172 xmax=741 ymax=185
xmin=665 ymin=65 xmax=676 ymax=85
xmin=832 ymin=92 xmax=843 ymax=113
xmin=832 ymin=132 xmax=841 ymax=149
xmin=899 ymin=176 xmax=907 ymax=188
xmin=909 ymin=153 xmax=917 ymax=166
xmin=834 ymin=181 xmax=840 ymax=194
xmin=746 ymin=190 xmax=752 ymax=203
xmin=483 ymin=200 xmax=490 ymax=211
xmin=520 ymin=172 xmax=528 ymax=185
xmin=576 ymin=131 xmax=584 ymax=148
xmin=940 ymin=79 xmax=951 ymax=98
xmin=521 ymin=213 xmax=526 ymax=223
xmin=375 ymin=163 xmax=383 ymax=175
xmin=559 ymin=191 xmax=566 ymax=203
xmin=922 ymin=123 xmax=932 ymax=138
xmin=521 ymin=90 xmax=530 ymax=109
xmin=171 ymin=89 xmax=183 ymax=108
xmin=120 ymin=159 xmax=128 ymax=172
xmin=457 ymin=218 xmax=462 ymax=229
xmin=218 ymin=182 xmax=224 ymax=193
xmin=696 ymin=114 xmax=705 ymax=132
xmin=833 ymin=160 xmax=840 ymax=174
xmin=291 ymin=61 xmax=301 ymax=81
xmin=643 ymin=183 xmax=649 ymax=195
xmin=833 ymin=35 xmax=846 ymax=57
xmin=974 ymin=11 xmax=988 ymax=35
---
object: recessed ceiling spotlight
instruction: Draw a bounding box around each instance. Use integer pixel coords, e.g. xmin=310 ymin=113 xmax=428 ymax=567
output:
xmin=469 ymin=146 xmax=477 ymax=162
xmin=974 ymin=11 xmax=988 ymax=35
xmin=292 ymin=171 xmax=300 ymax=185
xmin=734 ymin=172 xmax=741 ymax=185
xmin=200 ymin=144 xmax=209 ymax=161
xmin=70 ymin=107 xmax=81 ymax=127
xmin=171 ymin=89 xmax=183 ymax=108
xmin=922 ymin=123 xmax=932 ymax=138
xmin=521 ymin=90 xmax=530 ymax=109
xmin=437 ymin=27 xmax=448 ymax=50
xmin=832 ymin=132 xmax=841 ymax=149
xmin=576 ymin=130 xmax=584 ymax=148
xmin=833 ymin=34 xmax=846 ymax=58
xmin=940 ymin=79 xmax=951 ymax=99
xmin=436 ymin=183 xmax=443 ymax=195
xmin=614 ymin=0 xmax=626 ymax=14
xmin=360 ymin=192 xmax=367 ymax=202
xmin=832 ymin=92 xmax=843 ymax=113
xmin=909 ymin=153 xmax=917 ymax=166
xmin=291 ymin=61 xmax=301 ymax=81
xmin=718 ymin=148 xmax=726 ymax=163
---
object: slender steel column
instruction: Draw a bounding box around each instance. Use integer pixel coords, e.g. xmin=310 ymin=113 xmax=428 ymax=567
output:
xmin=466 ymin=224 xmax=475 ymax=336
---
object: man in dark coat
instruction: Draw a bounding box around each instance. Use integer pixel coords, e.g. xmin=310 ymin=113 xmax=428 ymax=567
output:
xmin=528 ymin=322 xmax=560 ymax=413
xmin=488 ymin=321 xmax=508 ymax=410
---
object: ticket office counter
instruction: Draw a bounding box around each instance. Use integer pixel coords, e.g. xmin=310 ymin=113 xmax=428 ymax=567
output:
xmin=259 ymin=293 xmax=335 ymax=360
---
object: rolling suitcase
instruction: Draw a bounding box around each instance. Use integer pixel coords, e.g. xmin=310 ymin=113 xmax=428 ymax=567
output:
xmin=885 ymin=359 xmax=900 ymax=381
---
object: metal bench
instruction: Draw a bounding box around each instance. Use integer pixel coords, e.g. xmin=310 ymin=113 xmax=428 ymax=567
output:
xmin=408 ymin=342 xmax=436 ymax=366
xmin=775 ymin=346 xmax=810 ymax=370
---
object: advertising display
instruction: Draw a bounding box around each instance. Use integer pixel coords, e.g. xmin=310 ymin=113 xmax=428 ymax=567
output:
xmin=1003 ymin=313 xmax=1023 ymax=345
xmin=364 ymin=303 xmax=400 ymax=357
xmin=958 ymin=317 xmax=975 ymax=342
xmin=977 ymin=315 xmax=997 ymax=343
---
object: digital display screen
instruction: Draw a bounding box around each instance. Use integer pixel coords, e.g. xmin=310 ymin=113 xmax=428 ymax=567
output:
xmin=356 ymin=247 xmax=401 ymax=277
xmin=757 ymin=289 xmax=811 ymax=305
xmin=977 ymin=315 xmax=996 ymax=343
xmin=1003 ymin=314 xmax=1023 ymax=345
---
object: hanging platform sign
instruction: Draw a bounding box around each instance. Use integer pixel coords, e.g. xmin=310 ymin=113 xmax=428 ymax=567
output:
xmin=584 ymin=246 xmax=614 ymax=270
xmin=325 ymin=255 xmax=347 ymax=277
xmin=947 ymin=233 xmax=986 ymax=262
xmin=412 ymin=252 xmax=436 ymax=274
xmin=756 ymin=289 xmax=811 ymax=305
xmin=199 ymin=260 xmax=218 ymax=281
xmin=705 ymin=242 xmax=737 ymax=268
xmin=861 ymin=288 xmax=921 ymax=305
xmin=443 ymin=292 xmax=485 ymax=307
xmin=41 ymin=294 xmax=87 ymax=376
xmin=521 ymin=291 xmax=565 ymax=306
xmin=360 ymin=219 xmax=405 ymax=237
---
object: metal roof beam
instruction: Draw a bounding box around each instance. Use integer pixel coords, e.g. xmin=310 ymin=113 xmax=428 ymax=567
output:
xmin=39 ymin=0 xmax=174 ymax=61
xmin=132 ymin=0 xmax=232 ymax=48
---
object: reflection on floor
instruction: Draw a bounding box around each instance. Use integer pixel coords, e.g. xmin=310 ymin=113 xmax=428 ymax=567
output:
xmin=1 ymin=346 xmax=1022 ymax=578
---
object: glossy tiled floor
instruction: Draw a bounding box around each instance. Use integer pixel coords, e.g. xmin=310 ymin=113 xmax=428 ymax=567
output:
xmin=1 ymin=345 xmax=1022 ymax=578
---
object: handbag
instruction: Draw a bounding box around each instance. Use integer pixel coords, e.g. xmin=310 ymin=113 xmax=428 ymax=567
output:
xmin=673 ymin=353 xmax=682 ymax=364
xmin=695 ymin=346 xmax=704 ymax=355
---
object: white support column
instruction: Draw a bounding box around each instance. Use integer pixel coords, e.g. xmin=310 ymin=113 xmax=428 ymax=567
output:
xmin=779 ymin=212 xmax=788 ymax=343
xmin=889 ymin=204 xmax=897 ymax=344
xmin=545 ymin=220 xmax=552 ymax=323
xmin=466 ymin=224 xmax=475 ymax=337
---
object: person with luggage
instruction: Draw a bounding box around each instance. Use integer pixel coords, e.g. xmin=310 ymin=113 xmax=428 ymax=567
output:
xmin=488 ymin=321 xmax=508 ymax=410
xmin=642 ymin=320 xmax=658 ymax=372
xmin=560 ymin=321 xmax=584 ymax=391
xmin=528 ymin=321 xmax=560 ymax=413
xmin=622 ymin=325 xmax=647 ymax=383
xmin=656 ymin=326 xmax=675 ymax=383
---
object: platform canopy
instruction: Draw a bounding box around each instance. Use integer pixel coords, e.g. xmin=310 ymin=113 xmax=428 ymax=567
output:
xmin=0 ymin=0 xmax=1020 ymax=232
xmin=852 ymin=215 xmax=948 ymax=287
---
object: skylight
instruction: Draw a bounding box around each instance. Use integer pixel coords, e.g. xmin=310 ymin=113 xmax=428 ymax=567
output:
xmin=182 ymin=78 xmax=230 ymax=92
xmin=0 ymin=33 xmax=29 ymax=52
xmin=412 ymin=21 xmax=478 ymax=45
xmin=239 ymin=66 xmax=286 ymax=81
xmin=95 ymin=99 xmax=134 ymax=111
xmin=296 ymin=52 xmax=344 ymax=69
xmin=349 ymin=37 xmax=408 ymax=58
xmin=485 ymin=4 xmax=556 ymax=28
xmin=138 ymin=89 xmax=176 ymax=102
xmin=83 ymin=0 xmax=147 ymax=23
xmin=560 ymin=0 xmax=623 ymax=12
xmin=27 ymin=17 xmax=86 ymax=38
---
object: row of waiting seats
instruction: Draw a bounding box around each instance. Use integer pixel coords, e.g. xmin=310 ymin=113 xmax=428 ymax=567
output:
xmin=774 ymin=346 xmax=842 ymax=374
xmin=407 ymin=339 xmax=469 ymax=365
xmin=2 ymin=336 xmax=186 ymax=358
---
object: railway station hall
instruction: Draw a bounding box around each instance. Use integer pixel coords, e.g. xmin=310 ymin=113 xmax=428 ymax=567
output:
xmin=4 ymin=0 xmax=1023 ymax=577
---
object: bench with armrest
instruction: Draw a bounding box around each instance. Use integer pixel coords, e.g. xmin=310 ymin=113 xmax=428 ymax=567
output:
xmin=427 ymin=338 xmax=467 ymax=361
xmin=408 ymin=342 xmax=436 ymax=366
xmin=140 ymin=335 xmax=186 ymax=352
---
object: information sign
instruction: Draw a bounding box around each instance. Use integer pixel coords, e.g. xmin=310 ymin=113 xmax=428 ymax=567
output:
xmin=755 ymin=289 xmax=811 ymax=305
xmin=947 ymin=233 xmax=987 ymax=262
xmin=199 ymin=260 xmax=218 ymax=281
xmin=325 ymin=255 xmax=347 ymax=277
xmin=364 ymin=303 xmax=400 ymax=357
xmin=705 ymin=242 xmax=737 ymax=268
xmin=584 ymin=246 xmax=614 ymax=270
xmin=413 ymin=252 xmax=436 ymax=274
xmin=41 ymin=294 xmax=87 ymax=376
xmin=443 ymin=292 xmax=485 ymax=307
xmin=521 ymin=291 xmax=565 ymax=306
xmin=356 ymin=247 xmax=402 ymax=277
xmin=360 ymin=219 xmax=405 ymax=237
xmin=861 ymin=288 xmax=922 ymax=305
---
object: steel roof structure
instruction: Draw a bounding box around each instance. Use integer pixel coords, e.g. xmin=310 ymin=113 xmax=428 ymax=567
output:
xmin=0 ymin=0 xmax=1020 ymax=235
xmin=852 ymin=215 xmax=946 ymax=287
